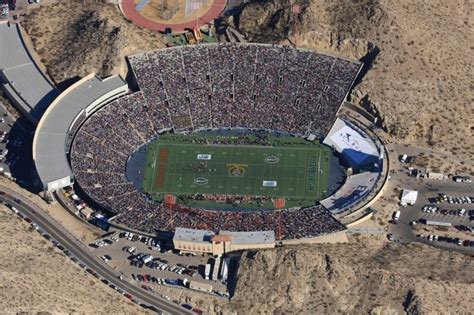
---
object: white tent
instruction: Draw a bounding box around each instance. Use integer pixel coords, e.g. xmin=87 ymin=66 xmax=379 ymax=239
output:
xmin=400 ymin=189 xmax=418 ymax=206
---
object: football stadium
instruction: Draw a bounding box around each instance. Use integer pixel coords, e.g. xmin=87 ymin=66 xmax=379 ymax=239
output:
xmin=33 ymin=43 xmax=387 ymax=241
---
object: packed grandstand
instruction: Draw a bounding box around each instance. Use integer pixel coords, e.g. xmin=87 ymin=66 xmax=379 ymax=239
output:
xmin=68 ymin=43 xmax=363 ymax=240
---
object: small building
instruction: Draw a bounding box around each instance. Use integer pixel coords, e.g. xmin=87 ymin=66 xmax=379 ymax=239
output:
xmin=400 ymin=189 xmax=418 ymax=206
xmin=173 ymin=228 xmax=275 ymax=256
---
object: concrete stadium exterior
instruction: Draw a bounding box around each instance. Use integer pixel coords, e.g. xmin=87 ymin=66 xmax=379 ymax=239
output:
xmin=33 ymin=74 xmax=128 ymax=193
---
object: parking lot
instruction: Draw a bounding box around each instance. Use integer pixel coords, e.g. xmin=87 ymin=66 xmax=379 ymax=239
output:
xmin=90 ymin=231 xmax=230 ymax=298
xmin=419 ymin=193 xmax=473 ymax=221
xmin=389 ymin=187 xmax=474 ymax=254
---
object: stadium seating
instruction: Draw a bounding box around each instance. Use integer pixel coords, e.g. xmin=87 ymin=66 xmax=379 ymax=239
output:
xmin=70 ymin=43 xmax=361 ymax=240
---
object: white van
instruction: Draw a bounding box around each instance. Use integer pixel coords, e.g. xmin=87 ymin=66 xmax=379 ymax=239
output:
xmin=394 ymin=210 xmax=401 ymax=221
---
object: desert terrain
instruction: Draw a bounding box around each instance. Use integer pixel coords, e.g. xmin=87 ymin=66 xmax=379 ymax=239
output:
xmin=220 ymin=236 xmax=473 ymax=314
xmin=21 ymin=0 xmax=166 ymax=86
xmin=0 ymin=204 xmax=147 ymax=313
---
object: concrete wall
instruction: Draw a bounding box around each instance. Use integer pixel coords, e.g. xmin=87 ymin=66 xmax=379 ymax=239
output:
xmin=345 ymin=212 xmax=374 ymax=228
xmin=173 ymin=239 xmax=213 ymax=254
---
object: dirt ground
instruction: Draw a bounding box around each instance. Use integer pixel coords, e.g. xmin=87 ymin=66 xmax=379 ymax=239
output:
xmin=21 ymin=0 xmax=166 ymax=86
xmin=0 ymin=204 xmax=147 ymax=313
xmin=136 ymin=0 xmax=215 ymax=24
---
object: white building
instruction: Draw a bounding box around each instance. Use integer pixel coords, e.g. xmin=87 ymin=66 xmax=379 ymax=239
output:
xmin=400 ymin=189 xmax=418 ymax=206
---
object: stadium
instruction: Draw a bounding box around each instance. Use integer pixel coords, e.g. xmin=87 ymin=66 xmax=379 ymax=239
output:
xmin=33 ymin=43 xmax=385 ymax=242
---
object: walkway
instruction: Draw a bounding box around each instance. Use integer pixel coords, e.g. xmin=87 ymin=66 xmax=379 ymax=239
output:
xmin=347 ymin=226 xmax=387 ymax=235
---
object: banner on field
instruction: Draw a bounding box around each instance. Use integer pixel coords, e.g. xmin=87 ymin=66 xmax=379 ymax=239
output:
xmin=197 ymin=154 xmax=212 ymax=160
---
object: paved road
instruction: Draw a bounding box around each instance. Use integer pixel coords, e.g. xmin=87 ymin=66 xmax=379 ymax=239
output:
xmin=0 ymin=185 xmax=190 ymax=315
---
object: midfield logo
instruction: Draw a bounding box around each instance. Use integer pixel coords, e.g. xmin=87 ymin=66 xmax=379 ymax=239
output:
xmin=226 ymin=164 xmax=248 ymax=177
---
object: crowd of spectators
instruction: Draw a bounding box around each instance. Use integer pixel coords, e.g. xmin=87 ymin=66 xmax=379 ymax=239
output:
xmin=69 ymin=43 xmax=360 ymax=240
xmin=128 ymin=43 xmax=361 ymax=134
xmin=113 ymin=203 xmax=345 ymax=241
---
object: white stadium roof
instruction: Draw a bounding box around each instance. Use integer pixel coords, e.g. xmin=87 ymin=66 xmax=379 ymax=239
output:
xmin=33 ymin=74 xmax=128 ymax=192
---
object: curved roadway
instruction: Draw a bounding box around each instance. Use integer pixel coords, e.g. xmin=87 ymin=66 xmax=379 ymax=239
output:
xmin=0 ymin=185 xmax=190 ymax=315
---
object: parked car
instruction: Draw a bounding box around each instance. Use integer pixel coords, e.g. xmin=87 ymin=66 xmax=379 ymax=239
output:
xmin=182 ymin=304 xmax=193 ymax=310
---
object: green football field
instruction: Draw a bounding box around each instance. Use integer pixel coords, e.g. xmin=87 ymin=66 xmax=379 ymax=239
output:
xmin=142 ymin=137 xmax=331 ymax=201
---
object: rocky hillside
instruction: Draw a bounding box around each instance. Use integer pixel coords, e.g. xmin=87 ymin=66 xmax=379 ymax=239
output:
xmin=238 ymin=0 xmax=473 ymax=161
xmin=221 ymin=238 xmax=473 ymax=314
xmin=21 ymin=0 xmax=165 ymax=86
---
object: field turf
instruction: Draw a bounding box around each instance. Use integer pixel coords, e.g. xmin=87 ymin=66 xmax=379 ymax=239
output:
xmin=142 ymin=135 xmax=331 ymax=204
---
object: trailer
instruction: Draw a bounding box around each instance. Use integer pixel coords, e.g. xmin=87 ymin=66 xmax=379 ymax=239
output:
xmin=420 ymin=219 xmax=452 ymax=227
xmin=220 ymin=257 xmax=230 ymax=283
xmin=212 ymin=257 xmax=221 ymax=281
xmin=189 ymin=280 xmax=213 ymax=293
xmin=204 ymin=263 xmax=211 ymax=280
